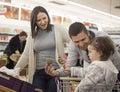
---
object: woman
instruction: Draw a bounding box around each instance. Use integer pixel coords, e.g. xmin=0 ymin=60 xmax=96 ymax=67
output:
xmin=14 ymin=6 xmax=70 ymax=92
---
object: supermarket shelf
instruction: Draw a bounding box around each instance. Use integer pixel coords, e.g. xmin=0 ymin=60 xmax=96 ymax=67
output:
xmin=0 ymin=33 xmax=15 ymax=36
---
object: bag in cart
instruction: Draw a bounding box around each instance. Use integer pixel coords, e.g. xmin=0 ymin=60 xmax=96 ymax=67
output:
xmin=0 ymin=72 xmax=42 ymax=92
xmin=21 ymin=81 xmax=42 ymax=92
xmin=0 ymin=71 xmax=23 ymax=92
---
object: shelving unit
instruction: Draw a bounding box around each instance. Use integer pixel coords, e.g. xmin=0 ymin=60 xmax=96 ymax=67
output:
xmin=0 ymin=1 xmax=31 ymax=54
xmin=0 ymin=33 xmax=15 ymax=53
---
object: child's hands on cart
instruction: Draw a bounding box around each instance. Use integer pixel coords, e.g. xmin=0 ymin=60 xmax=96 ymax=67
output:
xmin=63 ymin=64 xmax=71 ymax=72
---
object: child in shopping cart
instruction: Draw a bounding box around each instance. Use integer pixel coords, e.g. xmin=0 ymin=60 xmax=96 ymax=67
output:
xmin=64 ymin=36 xmax=118 ymax=92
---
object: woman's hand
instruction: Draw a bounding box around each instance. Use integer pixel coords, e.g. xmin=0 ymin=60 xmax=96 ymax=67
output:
xmin=45 ymin=63 xmax=59 ymax=76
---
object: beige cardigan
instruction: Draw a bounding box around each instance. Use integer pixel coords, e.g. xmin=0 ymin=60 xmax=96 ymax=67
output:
xmin=15 ymin=24 xmax=70 ymax=83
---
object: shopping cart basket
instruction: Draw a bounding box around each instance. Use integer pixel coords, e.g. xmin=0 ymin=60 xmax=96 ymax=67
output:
xmin=56 ymin=77 xmax=81 ymax=92
xmin=112 ymin=81 xmax=120 ymax=92
xmin=57 ymin=77 xmax=120 ymax=92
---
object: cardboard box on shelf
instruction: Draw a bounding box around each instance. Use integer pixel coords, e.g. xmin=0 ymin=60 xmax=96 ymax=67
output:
xmin=0 ymin=59 xmax=7 ymax=67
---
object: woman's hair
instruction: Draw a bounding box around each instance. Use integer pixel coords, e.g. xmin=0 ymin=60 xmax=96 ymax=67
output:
xmin=69 ymin=22 xmax=88 ymax=38
xmin=30 ymin=6 xmax=52 ymax=38
xmin=89 ymin=36 xmax=115 ymax=61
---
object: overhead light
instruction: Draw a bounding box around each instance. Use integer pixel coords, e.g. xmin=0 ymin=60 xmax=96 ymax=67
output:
xmin=49 ymin=1 xmax=66 ymax=5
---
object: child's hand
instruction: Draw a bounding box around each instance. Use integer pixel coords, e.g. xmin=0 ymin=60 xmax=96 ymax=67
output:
xmin=58 ymin=57 xmax=66 ymax=64
xmin=63 ymin=64 xmax=71 ymax=72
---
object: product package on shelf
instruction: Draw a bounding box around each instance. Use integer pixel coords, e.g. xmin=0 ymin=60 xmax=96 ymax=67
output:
xmin=0 ymin=54 xmax=8 ymax=67
xmin=0 ymin=72 xmax=42 ymax=92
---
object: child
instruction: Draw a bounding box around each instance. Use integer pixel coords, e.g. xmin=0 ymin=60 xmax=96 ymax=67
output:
xmin=64 ymin=36 xmax=118 ymax=92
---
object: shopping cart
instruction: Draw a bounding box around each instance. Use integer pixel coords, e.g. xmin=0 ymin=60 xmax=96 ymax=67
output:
xmin=113 ymin=81 xmax=120 ymax=92
xmin=56 ymin=77 xmax=120 ymax=92
xmin=56 ymin=77 xmax=81 ymax=92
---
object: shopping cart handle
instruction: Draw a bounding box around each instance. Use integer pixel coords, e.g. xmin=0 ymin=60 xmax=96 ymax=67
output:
xmin=60 ymin=77 xmax=82 ymax=81
xmin=35 ymin=88 xmax=43 ymax=92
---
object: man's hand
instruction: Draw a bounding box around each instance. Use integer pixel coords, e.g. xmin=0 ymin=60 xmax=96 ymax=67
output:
xmin=15 ymin=50 xmax=20 ymax=55
xmin=45 ymin=63 xmax=59 ymax=76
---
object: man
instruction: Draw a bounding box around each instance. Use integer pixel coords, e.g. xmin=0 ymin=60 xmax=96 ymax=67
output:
xmin=4 ymin=31 xmax=27 ymax=69
xmin=45 ymin=22 xmax=120 ymax=78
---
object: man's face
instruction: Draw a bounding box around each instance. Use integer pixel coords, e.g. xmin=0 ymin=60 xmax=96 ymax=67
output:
xmin=71 ymin=31 xmax=90 ymax=50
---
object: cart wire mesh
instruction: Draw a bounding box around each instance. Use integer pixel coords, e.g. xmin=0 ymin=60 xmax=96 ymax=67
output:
xmin=56 ymin=77 xmax=120 ymax=92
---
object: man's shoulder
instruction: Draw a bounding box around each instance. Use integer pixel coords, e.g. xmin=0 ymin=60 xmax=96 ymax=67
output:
xmin=10 ymin=35 xmax=19 ymax=41
xmin=93 ymin=30 xmax=108 ymax=37
xmin=68 ymin=41 xmax=80 ymax=53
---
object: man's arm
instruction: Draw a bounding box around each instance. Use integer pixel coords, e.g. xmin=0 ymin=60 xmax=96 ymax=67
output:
xmin=66 ymin=41 xmax=80 ymax=66
xmin=110 ymin=49 xmax=120 ymax=71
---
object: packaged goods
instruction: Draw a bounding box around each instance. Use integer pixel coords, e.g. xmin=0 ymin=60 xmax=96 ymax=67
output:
xmin=0 ymin=72 xmax=23 ymax=92
xmin=0 ymin=72 xmax=42 ymax=92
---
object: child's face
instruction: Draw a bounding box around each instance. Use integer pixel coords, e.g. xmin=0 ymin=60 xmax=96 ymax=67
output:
xmin=88 ymin=45 xmax=101 ymax=62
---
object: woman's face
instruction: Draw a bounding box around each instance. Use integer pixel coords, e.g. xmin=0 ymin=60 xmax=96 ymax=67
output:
xmin=36 ymin=12 xmax=49 ymax=30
